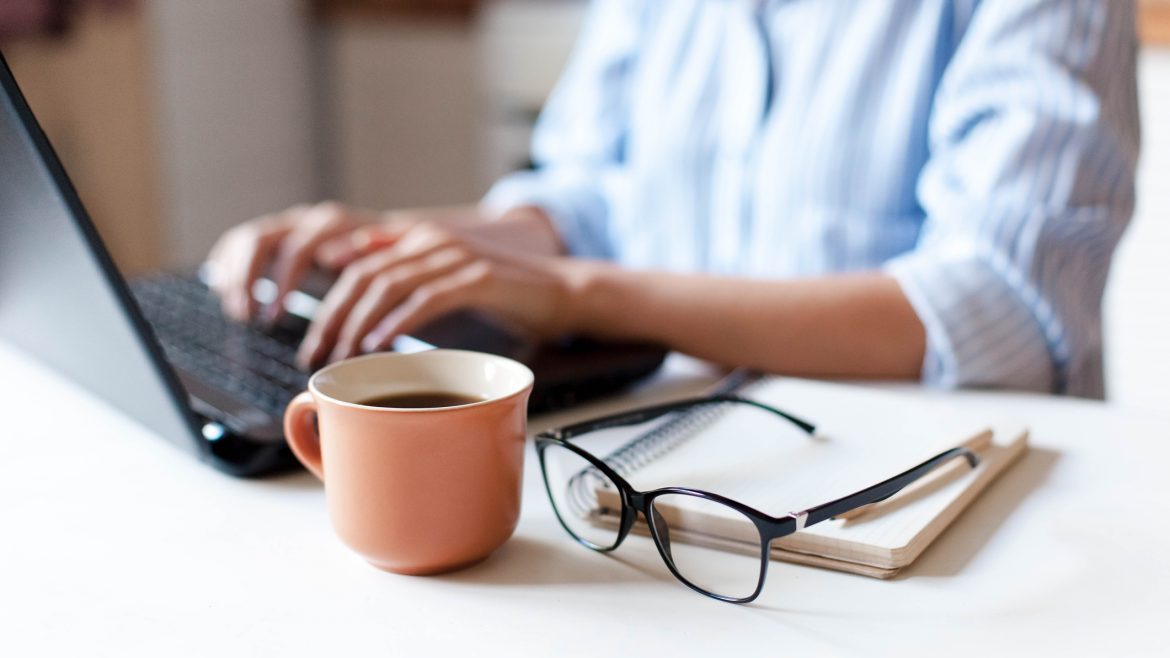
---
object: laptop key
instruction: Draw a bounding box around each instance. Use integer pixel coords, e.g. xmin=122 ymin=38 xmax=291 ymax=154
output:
xmin=132 ymin=274 xmax=310 ymax=428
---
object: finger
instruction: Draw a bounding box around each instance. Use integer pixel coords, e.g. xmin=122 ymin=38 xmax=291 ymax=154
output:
xmin=297 ymin=227 xmax=464 ymax=366
xmin=296 ymin=250 xmax=400 ymax=369
xmin=317 ymin=219 xmax=450 ymax=271
xmin=205 ymin=221 xmax=252 ymax=293
xmin=315 ymin=224 xmax=402 ymax=270
xmin=231 ymin=231 xmax=284 ymax=322
xmin=208 ymin=215 xmax=292 ymax=321
xmin=216 ymin=227 xmax=284 ymax=322
xmin=207 ymin=231 xmax=247 ymax=300
xmin=360 ymin=262 xmax=493 ymax=354
xmin=205 ymin=238 xmax=226 ymax=284
xmin=266 ymin=204 xmax=354 ymax=323
xmin=328 ymin=247 xmax=475 ymax=362
xmin=204 ymin=245 xmax=230 ymax=298
xmin=214 ymin=242 xmax=247 ymax=319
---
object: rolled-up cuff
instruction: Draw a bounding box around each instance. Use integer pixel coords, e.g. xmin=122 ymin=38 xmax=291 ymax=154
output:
xmin=885 ymin=248 xmax=1056 ymax=393
xmin=482 ymin=171 xmax=613 ymax=260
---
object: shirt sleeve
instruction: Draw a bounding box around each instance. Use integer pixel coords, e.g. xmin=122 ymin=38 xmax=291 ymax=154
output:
xmin=885 ymin=0 xmax=1140 ymax=397
xmin=480 ymin=0 xmax=645 ymax=259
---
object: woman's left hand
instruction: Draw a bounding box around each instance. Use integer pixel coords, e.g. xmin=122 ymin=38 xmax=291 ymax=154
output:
xmin=296 ymin=222 xmax=587 ymax=368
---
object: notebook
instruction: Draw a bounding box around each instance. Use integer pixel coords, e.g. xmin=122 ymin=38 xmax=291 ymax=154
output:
xmin=588 ymin=376 xmax=1029 ymax=579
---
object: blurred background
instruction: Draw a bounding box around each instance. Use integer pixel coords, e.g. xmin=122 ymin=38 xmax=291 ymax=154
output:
xmin=1 ymin=0 xmax=587 ymax=272
xmin=1 ymin=0 xmax=1168 ymax=411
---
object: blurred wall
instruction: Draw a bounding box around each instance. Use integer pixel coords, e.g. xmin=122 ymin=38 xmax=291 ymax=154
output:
xmin=4 ymin=6 xmax=161 ymax=274
xmin=323 ymin=17 xmax=483 ymax=210
xmin=150 ymin=0 xmax=318 ymax=267
xmin=478 ymin=0 xmax=585 ymax=184
xmin=320 ymin=1 xmax=584 ymax=212
xmin=3 ymin=1 xmax=318 ymax=272
xmin=1104 ymin=49 xmax=1170 ymax=414
xmin=2 ymin=0 xmax=584 ymax=272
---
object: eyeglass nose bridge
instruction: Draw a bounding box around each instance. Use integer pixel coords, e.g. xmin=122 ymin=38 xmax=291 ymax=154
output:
xmin=616 ymin=491 xmax=678 ymax=553
xmin=625 ymin=490 xmax=647 ymax=508
xmin=607 ymin=489 xmax=645 ymax=548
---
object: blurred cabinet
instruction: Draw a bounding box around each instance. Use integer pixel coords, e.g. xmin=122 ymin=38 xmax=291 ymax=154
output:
xmin=1141 ymin=0 xmax=1170 ymax=45
xmin=3 ymin=0 xmax=586 ymax=271
xmin=313 ymin=0 xmax=478 ymax=20
xmin=3 ymin=7 xmax=161 ymax=274
xmin=319 ymin=15 xmax=482 ymax=209
xmin=4 ymin=2 xmax=318 ymax=271
xmin=318 ymin=0 xmax=585 ymax=210
xmin=478 ymin=0 xmax=585 ymax=180
xmin=150 ymin=0 xmax=317 ymax=268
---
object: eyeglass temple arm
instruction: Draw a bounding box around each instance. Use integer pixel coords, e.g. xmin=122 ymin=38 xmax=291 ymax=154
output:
xmin=792 ymin=447 xmax=980 ymax=531
xmin=553 ymin=395 xmax=816 ymax=441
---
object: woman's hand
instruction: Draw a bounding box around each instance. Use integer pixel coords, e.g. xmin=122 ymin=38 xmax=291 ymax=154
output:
xmin=296 ymin=222 xmax=587 ymax=368
xmin=206 ymin=202 xmax=391 ymax=323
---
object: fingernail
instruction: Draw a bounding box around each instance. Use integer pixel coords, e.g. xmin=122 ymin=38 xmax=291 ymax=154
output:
xmin=297 ymin=341 xmax=316 ymax=368
xmin=330 ymin=344 xmax=353 ymax=363
xmin=363 ymin=319 xmax=395 ymax=353
xmin=231 ymin=294 xmax=248 ymax=322
xmin=360 ymin=334 xmax=381 ymax=354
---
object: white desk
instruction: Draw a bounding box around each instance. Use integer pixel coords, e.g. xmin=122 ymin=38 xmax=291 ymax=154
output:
xmin=2 ymin=342 xmax=1168 ymax=657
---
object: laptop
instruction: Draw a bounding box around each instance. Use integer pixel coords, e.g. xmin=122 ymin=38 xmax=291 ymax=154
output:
xmin=0 ymin=53 xmax=665 ymax=476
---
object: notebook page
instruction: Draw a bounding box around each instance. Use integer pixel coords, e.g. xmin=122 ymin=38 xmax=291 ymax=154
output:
xmin=612 ymin=378 xmax=1025 ymax=568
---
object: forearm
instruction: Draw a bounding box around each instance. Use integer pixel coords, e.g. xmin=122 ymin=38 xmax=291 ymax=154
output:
xmin=568 ymin=265 xmax=926 ymax=379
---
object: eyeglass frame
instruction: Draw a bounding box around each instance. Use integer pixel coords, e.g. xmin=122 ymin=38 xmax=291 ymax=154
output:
xmin=534 ymin=395 xmax=980 ymax=604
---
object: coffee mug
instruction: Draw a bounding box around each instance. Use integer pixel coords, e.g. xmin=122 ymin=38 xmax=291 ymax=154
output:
xmin=283 ymin=349 xmax=534 ymax=575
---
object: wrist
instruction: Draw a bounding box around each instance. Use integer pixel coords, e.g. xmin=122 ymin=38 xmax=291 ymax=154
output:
xmin=481 ymin=204 xmax=565 ymax=256
xmin=558 ymin=260 xmax=634 ymax=339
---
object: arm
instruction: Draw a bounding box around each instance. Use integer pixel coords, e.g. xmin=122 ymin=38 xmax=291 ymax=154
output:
xmin=207 ymin=0 xmax=631 ymax=327
xmin=568 ymin=266 xmax=927 ymax=379
xmin=295 ymin=0 xmax=647 ymax=363
xmin=478 ymin=0 xmax=1137 ymax=389
xmin=308 ymin=0 xmax=1137 ymax=387
xmin=884 ymin=0 xmax=1140 ymax=396
xmin=344 ymin=245 xmax=925 ymax=380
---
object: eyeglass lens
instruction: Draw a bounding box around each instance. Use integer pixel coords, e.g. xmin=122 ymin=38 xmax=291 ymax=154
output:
xmin=540 ymin=442 xmax=625 ymax=550
xmin=648 ymin=492 xmax=765 ymax=600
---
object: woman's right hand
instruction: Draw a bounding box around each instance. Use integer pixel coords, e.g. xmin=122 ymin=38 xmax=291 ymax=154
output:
xmin=205 ymin=202 xmax=392 ymax=324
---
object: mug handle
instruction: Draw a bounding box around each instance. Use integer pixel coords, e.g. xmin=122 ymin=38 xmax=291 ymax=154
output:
xmin=284 ymin=391 xmax=325 ymax=480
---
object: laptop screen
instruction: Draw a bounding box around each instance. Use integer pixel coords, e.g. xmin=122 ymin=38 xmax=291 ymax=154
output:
xmin=0 ymin=53 xmax=199 ymax=453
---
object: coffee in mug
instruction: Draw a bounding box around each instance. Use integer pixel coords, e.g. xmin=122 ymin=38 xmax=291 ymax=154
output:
xmin=356 ymin=391 xmax=486 ymax=409
xmin=283 ymin=350 xmax=534 ymax=575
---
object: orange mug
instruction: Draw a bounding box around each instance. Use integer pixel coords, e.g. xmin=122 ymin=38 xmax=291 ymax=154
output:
xmin=284 ymin=350 xmax=534 ymax=575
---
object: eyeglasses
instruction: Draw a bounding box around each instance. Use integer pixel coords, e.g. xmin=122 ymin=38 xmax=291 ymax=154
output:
xmin=535 ymin=395 xmax=979 ymax=603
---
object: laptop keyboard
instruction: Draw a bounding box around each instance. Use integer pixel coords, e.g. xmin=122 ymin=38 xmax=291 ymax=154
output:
xmin=130 ymin=273 xmax=309 ymax=419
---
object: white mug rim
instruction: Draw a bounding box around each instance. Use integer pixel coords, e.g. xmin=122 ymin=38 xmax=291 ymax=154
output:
xmin=307 ymin=349 xmax=535 ymax=413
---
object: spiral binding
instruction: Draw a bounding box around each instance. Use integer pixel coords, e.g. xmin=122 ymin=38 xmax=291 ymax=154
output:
xmin=563 ymin=369 xmax=761 ymax=520
xmin=600 ymin=369 xmax=761 ymax=479
xmin=566 ymin=467 xmax=614 ymax=521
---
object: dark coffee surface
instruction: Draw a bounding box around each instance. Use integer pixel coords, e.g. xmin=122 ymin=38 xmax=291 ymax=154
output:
xmin=357 ymin=391 xmax=484 ymax=409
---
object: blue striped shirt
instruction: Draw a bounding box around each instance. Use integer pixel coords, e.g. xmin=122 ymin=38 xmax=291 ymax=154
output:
xmin=483 ymin=0 xmax=1140 ymax=398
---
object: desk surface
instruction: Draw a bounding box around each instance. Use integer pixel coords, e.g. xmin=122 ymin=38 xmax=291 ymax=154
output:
xmin=2 ymin=342 xmax=1168 ymax=657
